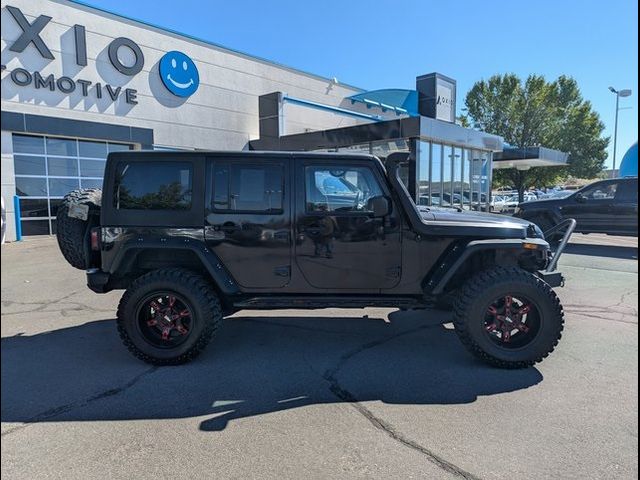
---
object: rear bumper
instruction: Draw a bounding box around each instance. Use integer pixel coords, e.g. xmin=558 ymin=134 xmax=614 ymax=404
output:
xmin=86 ymin=268 xmax=111 ymax=293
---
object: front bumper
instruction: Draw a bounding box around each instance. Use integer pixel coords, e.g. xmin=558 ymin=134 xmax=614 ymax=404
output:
xmin=536 ymin=270 xmax=564 ymax=287
xmin=534 ymin=218 xmax=576 ymax=288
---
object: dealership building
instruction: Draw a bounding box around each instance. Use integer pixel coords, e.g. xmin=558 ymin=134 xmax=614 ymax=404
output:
xmin=1 ymin=0 xmax=568 ymax=241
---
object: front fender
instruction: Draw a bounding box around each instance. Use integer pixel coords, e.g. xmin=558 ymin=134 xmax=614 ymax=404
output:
xmin=423 ymin=238 xmax=550 ymax=295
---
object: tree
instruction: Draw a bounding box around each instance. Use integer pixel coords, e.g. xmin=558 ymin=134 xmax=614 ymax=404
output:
xmin=464 ymin=74 xmax=609 ymax=201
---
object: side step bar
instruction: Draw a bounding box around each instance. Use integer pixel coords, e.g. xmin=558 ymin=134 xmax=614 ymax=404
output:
xmin=234 ymin=296 xmax=426 ymax=310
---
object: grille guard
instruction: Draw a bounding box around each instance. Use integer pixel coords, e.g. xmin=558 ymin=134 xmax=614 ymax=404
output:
xmin=544 ymin=218 xmax=577 ymax=273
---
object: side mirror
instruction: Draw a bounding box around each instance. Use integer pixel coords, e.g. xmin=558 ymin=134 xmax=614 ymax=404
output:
xmin=575 ymin=193 xmax=587 ymax=203
xmin=369 ymin=195 xmax=391 ymax=217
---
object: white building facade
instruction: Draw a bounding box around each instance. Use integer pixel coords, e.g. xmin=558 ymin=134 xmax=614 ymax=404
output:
xmin=1 ymin=0 xmax=367 ymax=239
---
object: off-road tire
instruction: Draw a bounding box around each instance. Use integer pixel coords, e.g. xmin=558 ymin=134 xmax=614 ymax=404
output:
xmin=453 ymin=266 xmax=564 ymax=369
xmin=117 ymin=268 xmax=222 ymax=365
xmin=56 ymin=188 xmax=102 ymax=269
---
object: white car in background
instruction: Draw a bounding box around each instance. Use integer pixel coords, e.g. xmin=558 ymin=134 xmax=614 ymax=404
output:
xmin=489 ymin=195 xmax=507 ymax=212
xmin=499 ymin=193 xmax=537 ymax=214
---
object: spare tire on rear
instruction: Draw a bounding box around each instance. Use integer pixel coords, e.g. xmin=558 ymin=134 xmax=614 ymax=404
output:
xmin=56 ymin=188 xmax=102 ymax=269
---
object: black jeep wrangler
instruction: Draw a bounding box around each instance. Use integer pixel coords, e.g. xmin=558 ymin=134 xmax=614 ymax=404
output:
xmin=56 ymin=151 xmax=572 ymax=368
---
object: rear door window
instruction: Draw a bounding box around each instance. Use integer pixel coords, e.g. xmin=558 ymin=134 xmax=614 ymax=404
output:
xmin=210 ymin=162 xmax=284 ymax=213
xmin=615 ymin=180 xmax=638 ymax=202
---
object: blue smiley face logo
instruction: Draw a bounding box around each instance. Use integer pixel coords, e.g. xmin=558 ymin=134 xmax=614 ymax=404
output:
xmin=159 ymin=51 xmax=199 ymax=97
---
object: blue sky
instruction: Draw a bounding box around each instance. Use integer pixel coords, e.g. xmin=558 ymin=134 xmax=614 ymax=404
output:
xmin=83 ymin=0 xmax=638 ymax=168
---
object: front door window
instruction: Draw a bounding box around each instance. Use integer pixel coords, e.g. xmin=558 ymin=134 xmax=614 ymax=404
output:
xmin=305 ymin=166 xmax=383 ymax=214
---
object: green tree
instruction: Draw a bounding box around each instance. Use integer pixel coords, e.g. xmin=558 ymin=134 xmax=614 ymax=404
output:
xmin=464 ymin=74 xmax=609 ymax=201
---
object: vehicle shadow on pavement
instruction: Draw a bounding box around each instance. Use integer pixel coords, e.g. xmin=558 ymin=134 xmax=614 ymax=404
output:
xmin=1 ymin=311 xmax=543 ymax=432
xmin=561 ymin=242 xmax=638 ymax=260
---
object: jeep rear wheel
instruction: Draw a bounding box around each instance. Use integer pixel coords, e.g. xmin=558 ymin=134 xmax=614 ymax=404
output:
xmin=117 ymin=269 xmax=222 ymax=365
xmin=453 ymin=267 xmax=564 ymax=368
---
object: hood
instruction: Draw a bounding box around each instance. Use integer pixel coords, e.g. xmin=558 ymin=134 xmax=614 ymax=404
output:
xmin=417 ymin=206 xmax=542 ymax=239
xmin=419 ymin=207 xmax=532 ymax=227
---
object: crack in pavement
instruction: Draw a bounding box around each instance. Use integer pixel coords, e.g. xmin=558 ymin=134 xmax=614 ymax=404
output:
xmin=562 ymin=264 xmax=638 ymax=274
xmin=0 ymin=290 xmax=115 ymax=317
xmin=322 ymin=324 xmax=482 ymax=480
xmin=1 ymin=367 xmax=158 ymax=437
xmin=565 ymin=299 xmax=638 ymax=324
xmin=565 ymin=310 xmax=638 ymax=325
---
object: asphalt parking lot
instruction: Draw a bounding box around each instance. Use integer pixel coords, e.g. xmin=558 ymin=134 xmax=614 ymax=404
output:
xmin=1 ymin=234 xmax=638 ymax=480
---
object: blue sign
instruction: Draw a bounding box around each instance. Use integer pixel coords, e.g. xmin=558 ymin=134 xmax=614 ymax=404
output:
xmin=159 ymin=51 xmax=199 ymax=97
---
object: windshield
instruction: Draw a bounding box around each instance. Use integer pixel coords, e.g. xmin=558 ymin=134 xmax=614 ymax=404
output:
xmin=550 ymin=190 xmax=573 ymax=199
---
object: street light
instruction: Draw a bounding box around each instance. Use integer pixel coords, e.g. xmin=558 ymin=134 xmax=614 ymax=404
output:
xmin=609 ymin=86 xmax=633 ymax=175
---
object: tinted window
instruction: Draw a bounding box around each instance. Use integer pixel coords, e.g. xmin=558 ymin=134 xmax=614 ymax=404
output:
xmin=305 ymin=166 xmax=383 ymax=213
xmin=49 ymin=199 xmax=63 ymax=217
xmin=80 ymin=159 xmax=106 ymax=177
xmin=46 ymin=138 xmax=77 ymax=157
xmin=78 ymin=140 xmax=108 ymax=159
xmin=14 ymin=155 xmax=46 ymax=175
xmin=114 ymin=162 xmax=192 ymax=210
xmin=15 ymin=177 xmax=47 ymax=197
xmin=49 ymin=177 xmax=80 ymax=196
xmin=13 ymin=135 xmax=45 ymax=155
xmin=80 ymin=178 xmax=103 ymax=189
xmin=616 ymin=180 xmax=638 ymax=202
xmin=211 ymin=163 xmax=283 ymax=213
xmin=108 ymin=143 xmax=132 ymax=153
xmin=21 ymin=220 xmax=50 ymax=236
xmin=48 ymin=157 xmax=78 ymax=176
xmin=20 ymin=198 xmax=49 ymax=218
xmin=581 ymin=182 xmax=618 ymax=200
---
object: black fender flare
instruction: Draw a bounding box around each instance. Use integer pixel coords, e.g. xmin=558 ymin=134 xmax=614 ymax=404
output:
xmin=423 ymin=238 xmax=549 ymax=295
xmin=106 ymin=238 xmax=240 ymax=296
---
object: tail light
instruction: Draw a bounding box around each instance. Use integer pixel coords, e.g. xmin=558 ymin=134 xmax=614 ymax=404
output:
xmin=90 ymin=227 xmax=101 ymax=251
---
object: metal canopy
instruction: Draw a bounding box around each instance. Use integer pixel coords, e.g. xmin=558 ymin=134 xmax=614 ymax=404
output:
xmin=493 ymin=147 xmax=569 ymax=170
xmin=347 ymin=89 xmax=419 ymax=117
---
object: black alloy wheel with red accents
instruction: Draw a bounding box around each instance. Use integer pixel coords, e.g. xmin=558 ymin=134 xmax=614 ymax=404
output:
xmin=117 ymin=268 xmax=222 ymax=365
xmin=484 ymin=294 xmax=541 ymax=348
xmin=136 ymin=293 xmax=194 ymax=348
xmin=453 ymin=266 xmax=564 ymax=369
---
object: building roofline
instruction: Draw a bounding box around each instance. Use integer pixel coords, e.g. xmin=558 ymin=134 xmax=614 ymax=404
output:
xmin=63 ymin=0 xmax=364 ymax=93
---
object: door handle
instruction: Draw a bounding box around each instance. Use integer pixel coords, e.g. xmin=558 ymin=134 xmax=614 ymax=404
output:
xmin=218 ymin=222 xmax=240 ymax=233
xmin=305 ymin=227 xmax=322 ymax=235
xmin=273 ymin=230 xmax=290 ymax=241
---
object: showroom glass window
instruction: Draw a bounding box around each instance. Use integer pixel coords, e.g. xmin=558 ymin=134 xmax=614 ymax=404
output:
xmin=12 ymin=134 xmax=132 ymax=236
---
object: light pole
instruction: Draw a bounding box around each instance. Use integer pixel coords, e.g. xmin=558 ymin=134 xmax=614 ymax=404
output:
xmin=608 ymin=86 xmax=632 ymax=175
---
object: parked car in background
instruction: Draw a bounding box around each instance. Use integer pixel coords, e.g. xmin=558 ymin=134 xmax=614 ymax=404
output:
xmin=489 ymin=195 xmax=506 ymax=212
xmin=515 ymin=177 xmax=638 ymax=241
xmin=538 ymin=190 xmax=573 ymax=200
xmin=500 ymin=193 xmax=537 ymax=214
xmin=418 ymin=194 xmax=452 ymax=207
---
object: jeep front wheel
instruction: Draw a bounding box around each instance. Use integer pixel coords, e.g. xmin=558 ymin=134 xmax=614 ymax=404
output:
xmin=453 ymin=267 xmax=564 ymax=369
xmin=117 ymin=269 xmax=222 ymax=365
